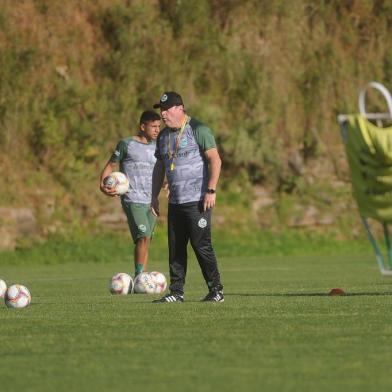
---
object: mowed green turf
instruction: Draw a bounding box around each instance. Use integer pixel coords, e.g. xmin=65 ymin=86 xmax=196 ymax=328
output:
xmin=1 ymin=253 xmax=392 ymax=392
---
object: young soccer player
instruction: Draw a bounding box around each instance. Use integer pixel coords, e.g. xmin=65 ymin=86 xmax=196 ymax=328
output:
xmin=100 ymin=110 xmax=161 ymax=277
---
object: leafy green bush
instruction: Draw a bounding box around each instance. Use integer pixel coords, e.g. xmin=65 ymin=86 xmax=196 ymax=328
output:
xmin=0 ymin=0 xmax=391 ymax=237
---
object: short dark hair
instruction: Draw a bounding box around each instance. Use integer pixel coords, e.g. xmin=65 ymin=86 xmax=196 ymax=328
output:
xmin=140 ymin=110 xmax=161 ymax=125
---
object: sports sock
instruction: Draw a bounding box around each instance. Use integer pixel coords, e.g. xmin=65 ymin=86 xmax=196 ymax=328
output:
xmin=135 ymin=263 xmax=144 ymax=276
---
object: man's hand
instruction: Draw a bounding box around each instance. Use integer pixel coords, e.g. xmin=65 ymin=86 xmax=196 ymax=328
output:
xmin=100 ymin=161 xmax=119 ymax=197
xmin=203 ymin=193 xmax=216 ymax=211
xmin=100 ymin=183 xmax=118 ymax=197
xmin=203 ymin=148 xmax=221 ymax=212
xmin=151 ymin=197 xmax=160 ymax=217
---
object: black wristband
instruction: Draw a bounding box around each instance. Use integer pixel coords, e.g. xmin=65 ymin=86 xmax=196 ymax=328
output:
xmin=206 ymin=188 xmax=216 ymax=194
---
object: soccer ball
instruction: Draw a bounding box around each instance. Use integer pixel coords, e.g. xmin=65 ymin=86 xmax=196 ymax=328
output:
xmin=103 ymin=172 xmax=129 ymax=195
xmin=149 ymin=271 xmax=167 ymax=294
xmin=0 ymin=279 xmax=7 ymax=298
xmin=134 ymin=272 xmax=156 ymax=294
xmin=109 ymin=273 xmax=133 ymax=295
xmin=5 ymin=284 xmax=31 ymax=308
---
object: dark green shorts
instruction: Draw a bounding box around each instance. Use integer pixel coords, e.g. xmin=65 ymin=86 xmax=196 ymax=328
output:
xmin=121 ymin=202 xmax=157 ymax=243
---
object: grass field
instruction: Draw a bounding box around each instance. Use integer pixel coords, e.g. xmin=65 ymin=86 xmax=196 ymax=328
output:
xmin=1 ymin=251 xmax=392 ymax=391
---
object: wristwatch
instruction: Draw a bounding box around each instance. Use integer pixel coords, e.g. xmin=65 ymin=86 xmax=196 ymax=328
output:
xmin=206 ymin=188 xmax=216 ymax=194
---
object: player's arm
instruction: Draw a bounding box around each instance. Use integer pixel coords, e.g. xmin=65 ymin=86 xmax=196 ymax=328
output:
xmin=151 ymin=159 xmax=165 ymax=216
xmin=99 ymin=161 xmax=118 ymax=197
xmin=100 ymin=140 xmax=127 ymax=197
xmin=203 ymin=147 xmax=222 ymax=211
xmin=193 ymin=122 xmax=222 ymax=211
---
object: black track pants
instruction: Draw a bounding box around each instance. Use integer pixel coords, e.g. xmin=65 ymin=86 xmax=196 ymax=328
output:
xmin=167 ymin=202 xmax=223 ymax=295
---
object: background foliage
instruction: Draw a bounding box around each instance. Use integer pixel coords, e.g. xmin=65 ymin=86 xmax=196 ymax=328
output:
xmin=0 ymin=0 xmax=392 ymax=243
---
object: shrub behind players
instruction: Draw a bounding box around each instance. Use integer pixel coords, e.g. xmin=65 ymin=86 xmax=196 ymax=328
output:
xmin=100 ymin=110 xmax=161 ymax=277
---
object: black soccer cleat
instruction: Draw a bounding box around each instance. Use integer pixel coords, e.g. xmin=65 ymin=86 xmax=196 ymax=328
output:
xmin=201 ymin=288 xmax=224 ymax=302
xmin=152 ymin=293 xmax=184 ymax=303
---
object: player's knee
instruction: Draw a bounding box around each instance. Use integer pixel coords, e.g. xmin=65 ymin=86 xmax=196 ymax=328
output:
xmin=190 ymin=241 xmax=208 ymax=253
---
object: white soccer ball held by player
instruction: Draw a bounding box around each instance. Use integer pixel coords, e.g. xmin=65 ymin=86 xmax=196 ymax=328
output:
xmin=103 ymin=172 xmax=129 ymax=195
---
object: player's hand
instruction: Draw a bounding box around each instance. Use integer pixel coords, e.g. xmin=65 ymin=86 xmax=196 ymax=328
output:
xmin=100 ymin=184 xmax=118 ymax=197
xmin=203 ymin=193 xmax=216 ymax=211
xmin=151 ymin=197 xmax=160 ymax=217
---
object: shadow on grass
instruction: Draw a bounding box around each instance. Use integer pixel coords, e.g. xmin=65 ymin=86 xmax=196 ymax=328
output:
xmin=226 ymin=291 xmax=392 ymax=297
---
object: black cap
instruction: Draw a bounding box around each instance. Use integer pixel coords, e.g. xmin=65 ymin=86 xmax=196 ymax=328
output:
xmin=153 ymin=91 xmax=184 ymax=111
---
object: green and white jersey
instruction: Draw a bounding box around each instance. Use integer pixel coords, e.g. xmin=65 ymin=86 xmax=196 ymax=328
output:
xmin=110 ymin=137 xmax=156 ymax=204
xmin=155 ymin=117 xmax=216 ymax=204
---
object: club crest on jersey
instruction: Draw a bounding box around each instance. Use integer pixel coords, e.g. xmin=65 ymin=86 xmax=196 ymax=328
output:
xmin=138 ymin=224 xmax=147 ymax=233
xmin=198 ymin=218 xmax=207 ymax=228
xmin=180 ymin=137 xmax=187 ymax=148
xmin=160 ymin=94 xmax=168 ymax=102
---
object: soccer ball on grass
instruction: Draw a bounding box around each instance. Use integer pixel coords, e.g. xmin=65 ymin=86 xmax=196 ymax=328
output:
xmin=0 ymin=279 xmax=7 ymax=298
xmin=134 ymin=272 xmax=156 ymax=294
xmin=109 ymin=273 xmax=133 ymax=295
xmin=5 ymin=284 xmax=31 ymax=308
xmin=149 ymin=271 xmax=167 ymax=294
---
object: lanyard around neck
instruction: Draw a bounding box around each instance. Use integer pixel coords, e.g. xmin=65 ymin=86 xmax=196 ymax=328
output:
xmin=168 ymin=115 xmax=189 ymax=161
